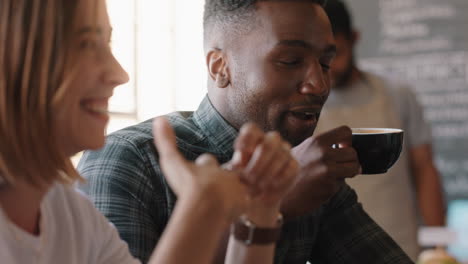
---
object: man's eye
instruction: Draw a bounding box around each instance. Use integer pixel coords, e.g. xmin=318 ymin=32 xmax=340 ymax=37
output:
xmin=79 ymin=39 xmax=98 ymax=49
xmin=278 ymin=59 xmax=302 ymax=66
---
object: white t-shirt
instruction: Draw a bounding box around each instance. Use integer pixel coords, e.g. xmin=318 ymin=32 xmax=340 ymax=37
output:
xmin=0 ymin=184 xmax=140 ymax=264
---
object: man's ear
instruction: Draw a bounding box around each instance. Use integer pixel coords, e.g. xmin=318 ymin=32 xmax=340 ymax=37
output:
xmin=206 ymin=49 xmax=230 ymax=88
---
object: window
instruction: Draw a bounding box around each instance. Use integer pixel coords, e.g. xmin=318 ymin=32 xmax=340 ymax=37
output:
xmin=106 ymin=0 xmax=207 ymax=133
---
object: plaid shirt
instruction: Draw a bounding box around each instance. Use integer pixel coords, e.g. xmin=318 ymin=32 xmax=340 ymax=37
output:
xmin=78 ymin=96 xmax=413 ymax=264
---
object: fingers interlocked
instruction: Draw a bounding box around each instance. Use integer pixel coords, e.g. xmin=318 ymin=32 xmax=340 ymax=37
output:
xmin=231 ymin=124 xmax=299 ymax=204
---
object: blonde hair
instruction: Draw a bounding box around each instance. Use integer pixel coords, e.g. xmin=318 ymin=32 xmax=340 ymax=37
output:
xmin=0 ymin=0 xmax=83 ymax=187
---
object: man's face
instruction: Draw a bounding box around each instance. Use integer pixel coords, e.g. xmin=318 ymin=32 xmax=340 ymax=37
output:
xmin=224 ymin=1 xmax=336 ymax=146
xmin=330 ymin=33 xmax=354 ymax=88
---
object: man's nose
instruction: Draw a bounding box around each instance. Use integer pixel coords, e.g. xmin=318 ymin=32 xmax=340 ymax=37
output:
xmin=298 ymin=62 xmax=329 ymax=97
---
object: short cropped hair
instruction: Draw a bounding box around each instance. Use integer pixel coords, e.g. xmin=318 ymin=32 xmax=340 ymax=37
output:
xmin=0 ymin=0 xmax=81 ymax=187
xmin=323 ymin=0 xmax=353 ymax=39
xmin=203 ymin=0 xmax=328 ymax=44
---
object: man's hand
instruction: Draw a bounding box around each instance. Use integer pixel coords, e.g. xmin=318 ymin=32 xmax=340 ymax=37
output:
xmin=280 ymin=126 xmax=361 ymax=218
xmin=227 ymin=123 xmax=299 ymax=225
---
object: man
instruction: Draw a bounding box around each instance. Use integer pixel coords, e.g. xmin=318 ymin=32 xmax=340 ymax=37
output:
xmin=78 ymin=1 xmax=413 ymax=263
xmin=315 ymin=0 xmax=445 ymax=260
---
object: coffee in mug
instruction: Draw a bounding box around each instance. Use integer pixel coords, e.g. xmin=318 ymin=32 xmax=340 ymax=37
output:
xmin=351 ymin=128 xmax=404 ymax=174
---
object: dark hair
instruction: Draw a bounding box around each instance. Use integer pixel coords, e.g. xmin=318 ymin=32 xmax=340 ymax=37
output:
xmin=203 ymin=0 xmax=328 ymax=42
xmin=324 ymin=0 xmax=353 ymax=39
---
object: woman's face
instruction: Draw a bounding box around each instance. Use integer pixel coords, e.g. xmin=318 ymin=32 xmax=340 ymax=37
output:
xmin=55 ymin=0 xmax=128 ymax=156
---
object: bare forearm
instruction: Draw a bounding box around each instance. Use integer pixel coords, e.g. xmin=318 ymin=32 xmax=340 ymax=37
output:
xmin=148 ymin=193 xmax=228 ymax=264
xmin=225 ymin=236 xmax=275 ymax=264
xmin=410 ymin=144 xmax=446 ymax=226
xmin=225 ymin=206 xmax=279 ymax=264
xmin=416 ymin=167 xmax=445 ymax=225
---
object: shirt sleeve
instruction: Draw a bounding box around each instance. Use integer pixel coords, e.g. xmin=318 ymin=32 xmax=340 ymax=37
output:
xmin=309 ymin=183 xmax=414 ymax=264
xmin=77 ymin=134 xmax=169 ymax=263
xmin=389 ymin=83 xmax=432 ymax=148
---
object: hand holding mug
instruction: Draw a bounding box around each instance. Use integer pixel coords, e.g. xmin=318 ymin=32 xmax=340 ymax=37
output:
xmin=280 ymin=126 xmax=361 ymax=218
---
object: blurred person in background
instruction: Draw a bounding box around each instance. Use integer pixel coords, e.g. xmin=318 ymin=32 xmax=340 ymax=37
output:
xmin=315 ymin=0 xmax=446 ymax=260
xmin=78 ymin=0 xmax=414 ymax=263
xmin=0 ymin=0 xmax=298 ymax=263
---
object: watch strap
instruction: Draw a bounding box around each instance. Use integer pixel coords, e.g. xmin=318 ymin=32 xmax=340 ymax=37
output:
xmin=231 ymin=214 xmax=283 ymax=245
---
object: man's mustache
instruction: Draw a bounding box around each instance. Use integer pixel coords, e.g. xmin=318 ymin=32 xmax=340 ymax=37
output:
xmin=288 ymin=96 xmax=328 ymax=108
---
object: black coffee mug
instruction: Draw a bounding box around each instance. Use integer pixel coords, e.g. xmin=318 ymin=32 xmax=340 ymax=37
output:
xmin=351 ymin=128 xmax=404 ymax=174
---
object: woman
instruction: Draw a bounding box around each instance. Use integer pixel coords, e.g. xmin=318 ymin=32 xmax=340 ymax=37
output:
xmin=0 ymin=0 xmax=298 ymax=263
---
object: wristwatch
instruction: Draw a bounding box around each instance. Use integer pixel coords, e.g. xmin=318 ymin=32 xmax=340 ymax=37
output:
xmin=231 ymin=214 xmax=283 ymax=246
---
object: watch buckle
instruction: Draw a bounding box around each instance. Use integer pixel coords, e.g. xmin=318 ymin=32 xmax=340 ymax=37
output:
xmin=244 ymin=218 xmax=256 ymax=246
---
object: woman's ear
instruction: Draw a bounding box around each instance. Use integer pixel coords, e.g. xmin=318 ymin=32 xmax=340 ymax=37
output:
xmin=206 ymin=49 xmax=230 ymax=88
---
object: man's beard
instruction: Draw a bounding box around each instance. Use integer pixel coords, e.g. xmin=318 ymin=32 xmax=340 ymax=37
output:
xmin=277 ymin=119 xmax=317 ymax=147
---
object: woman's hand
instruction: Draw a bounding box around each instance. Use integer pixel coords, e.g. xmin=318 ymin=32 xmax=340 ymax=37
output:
xmin=153 ymin=117 xmax=249 ymax=221
xmin=227 ymin=123 xmax=299 ymax=224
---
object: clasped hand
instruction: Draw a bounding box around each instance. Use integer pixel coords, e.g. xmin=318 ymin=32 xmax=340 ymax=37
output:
xmin=153 ymin=118 xmax=299 ymax=223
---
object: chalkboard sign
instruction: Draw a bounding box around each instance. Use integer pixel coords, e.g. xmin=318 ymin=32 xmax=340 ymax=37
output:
xmin=345 ymin=0 xmax=468 ymax=202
